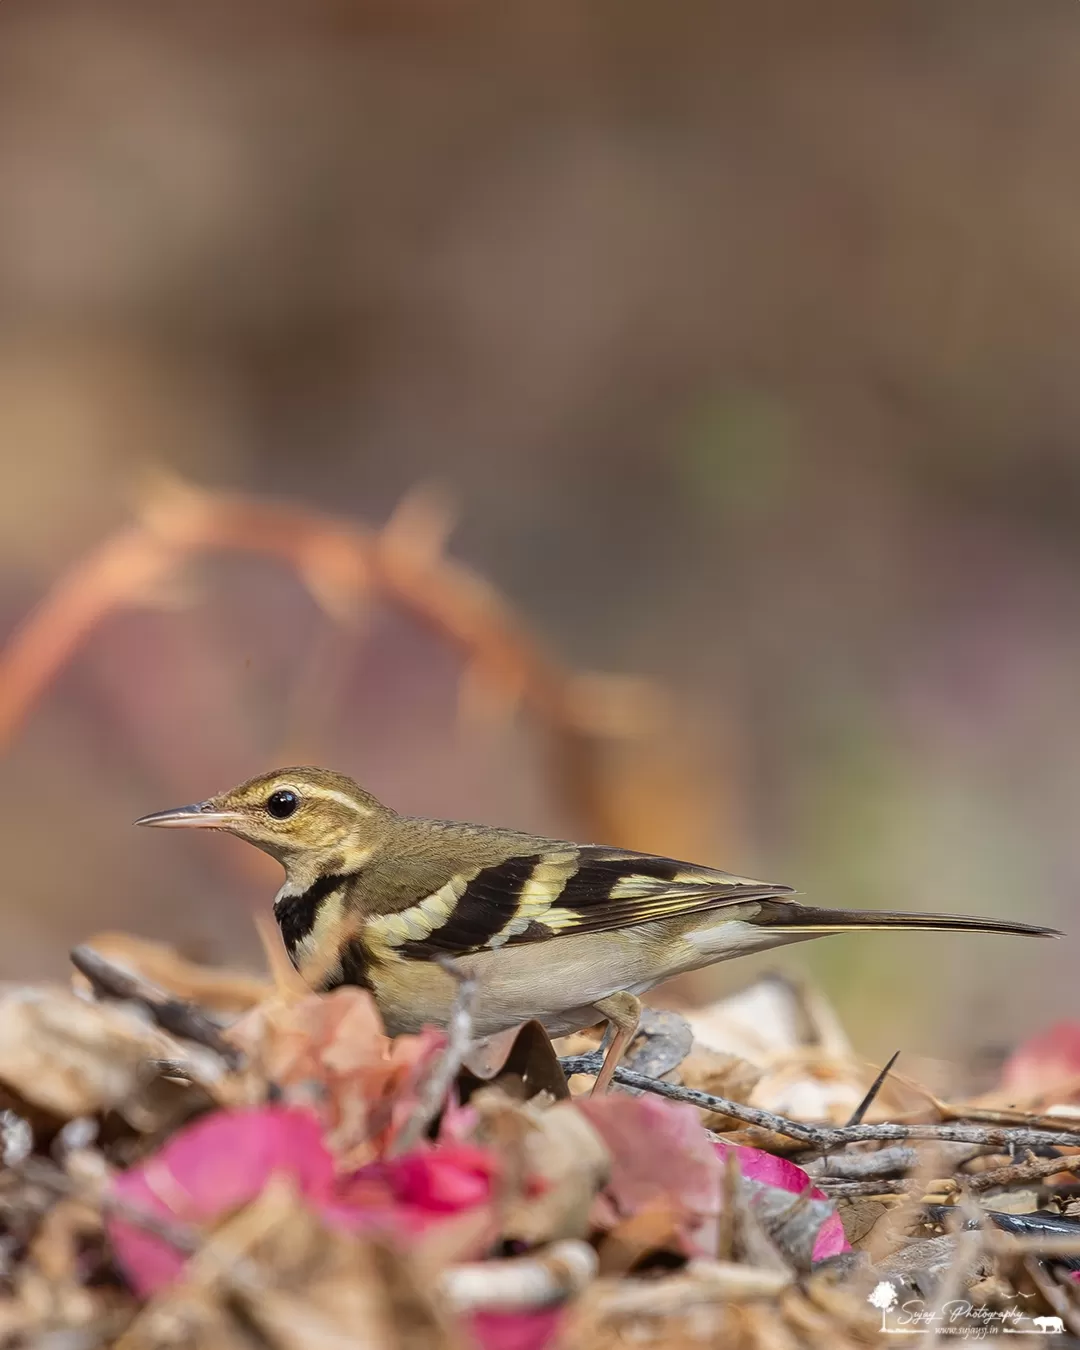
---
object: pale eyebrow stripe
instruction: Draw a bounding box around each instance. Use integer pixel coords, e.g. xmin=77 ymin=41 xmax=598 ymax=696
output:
xmin=296 ymin=785 xmax=375 ymax=815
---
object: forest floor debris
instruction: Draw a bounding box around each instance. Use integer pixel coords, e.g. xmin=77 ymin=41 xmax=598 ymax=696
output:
xmin=0 ymin=937 xmax=1077 ymax=1346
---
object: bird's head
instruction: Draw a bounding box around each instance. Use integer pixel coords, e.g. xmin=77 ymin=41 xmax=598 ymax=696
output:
xmin=135 ymin=767 xmax=392 ymax=880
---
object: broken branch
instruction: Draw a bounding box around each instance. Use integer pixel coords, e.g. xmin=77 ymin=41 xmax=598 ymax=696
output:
xmin=559 ymin=1055 xmax=1080 ymax=1150
xmin=389 ymin=961 xmax=477 ymax=1157
xmin=70 ymin=944 xmax=243 ymax=1069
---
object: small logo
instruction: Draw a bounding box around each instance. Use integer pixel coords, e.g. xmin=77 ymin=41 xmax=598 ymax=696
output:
xmin=866 ymin=1280 xmax=1060 ymax=1336
xmin=869 ymin=1281 xmax=900 ymax=1331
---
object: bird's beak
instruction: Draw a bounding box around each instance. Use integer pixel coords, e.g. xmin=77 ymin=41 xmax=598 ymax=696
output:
xmin=134 ymin=801 xmax=244 ymax=829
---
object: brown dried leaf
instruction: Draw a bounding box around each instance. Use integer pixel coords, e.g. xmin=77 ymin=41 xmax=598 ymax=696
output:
xmin=462 ymin=1026 xmax=525 ymax=1080
xmin=0 ymin=986 xmax=177 ymax=1124
xmin=0 ymin=1303 xmax=35 ymax=1345
xmin=73 ymin=933 xmax=270 ymax=1017
xmin=575 ymin=1094 xmax=721 ymax=1254
xmin=686 ymin=975 xmax=927 ymax=1125
xmin=461 ymin=1020 xmax=570 ymax=1103
xmin=12 ymin=1194 xmax=112 ymax=1336
xmin=28 ymin=1196 xmax=101 ymax=1285
xmin=749 ymin=1055 xmax=925 ymax=1127
xmin=678 ymin=1045 xmax=763 ymax=1131
xmin=596 ymin=1201 xmax=684 ymax=1275
xmin=552 ymin=1024 xmax=604 ymax=1097
xmin=834 ymin=1196 xmax=899 ymax=1249
xmin=683 ymin=974 xmax=850 ymax=1065
xmin=228 ymin=986 xmax=444 ymax=1164
xmin=466 ymin=1090 xmax=611 ymax=1245
xmin=229 ymin=982 xmax=445 ymax=1161
xmin=551 ymin=1026 xmax=603 ymax=1060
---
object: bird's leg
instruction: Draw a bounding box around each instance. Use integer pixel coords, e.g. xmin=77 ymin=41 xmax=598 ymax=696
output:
xmin=589 ymin=992 xmax=641 ymax=1096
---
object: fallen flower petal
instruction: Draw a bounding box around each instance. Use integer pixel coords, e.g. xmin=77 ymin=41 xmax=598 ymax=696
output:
xmin=337 ymin=1143 xmax=499 ymax=1231
xmin=714 ymin=1141 xmax=850 ymax=1262
xmin=576 ymin=1092 xmax=720 ymax=1228
xmin=470 ymin=1310 xmax=563 ymax=1350
xmin=110 ymin=1108 xmax=502 ymax=1295
xmin=999 ymin=1022 xmax=1080 ymax=1101
xmin=229 ymin=986 xmax=447 ymax=1163
xmin=109 ymin=1105 xmax=334 ymax=1295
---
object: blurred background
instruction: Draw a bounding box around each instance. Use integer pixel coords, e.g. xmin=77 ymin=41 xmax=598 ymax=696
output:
xmin=0 ymin=0 xmax=1076 ymax=1061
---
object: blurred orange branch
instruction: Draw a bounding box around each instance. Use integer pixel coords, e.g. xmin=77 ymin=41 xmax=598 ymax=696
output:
xmin=0 ymin=478 xmax=713 ymax=850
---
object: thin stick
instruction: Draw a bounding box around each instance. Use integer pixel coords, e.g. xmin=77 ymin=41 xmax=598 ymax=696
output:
xmin=441 ymin=1240 xmax=597 ymax=1312
xmin=716 ymin=1146 xmax=739 ymax=1262
xmin=70 ymin=944 xmax=243 ymax=1069
xmin=844 ymin=1051 xmax=900 ymax=1127
xmin=987 ymin=1232 xmax=1080 ymax=1257
xmin=968 ymin=1151 xmax=1080 ymax=1193
xmin=812 ymin=1178 xmax=949 ymax=1198
xmin=559 ymin=1055 xmax=1080 ymax=1150
xmin=1022 ymin=1255 xmax=1080 ymax=1339
xmin=938 ymin=1101 xmax=1080 ymax=1133
xmin=585 ymin=1262 xmax=792 ymax=1317
xmin=389 ymin=961 xmax=477 ymax=1157
xmin=806 ymin=1145 xmax=919 ymax=1180
xmin=917 ymin=1199 xmax=985 ymax=1350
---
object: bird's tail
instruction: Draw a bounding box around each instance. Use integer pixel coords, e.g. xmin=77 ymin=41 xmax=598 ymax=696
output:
xmin=755 ymin=902 xmax=1061 ymax=940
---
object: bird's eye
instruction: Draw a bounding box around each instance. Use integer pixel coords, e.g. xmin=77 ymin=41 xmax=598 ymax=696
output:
xmin=266 ymin=789 xmax=299 ymax=820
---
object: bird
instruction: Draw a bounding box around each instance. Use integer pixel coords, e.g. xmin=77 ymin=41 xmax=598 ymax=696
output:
xmin=136 ymin=767 xmax=1062 ymax=1093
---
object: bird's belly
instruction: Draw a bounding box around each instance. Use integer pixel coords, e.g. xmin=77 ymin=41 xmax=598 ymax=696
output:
xmin=369 ymin=922 xmax=724 ymax=1039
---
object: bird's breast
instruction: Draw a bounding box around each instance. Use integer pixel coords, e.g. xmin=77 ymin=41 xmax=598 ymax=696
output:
xmin=274 ymin=874 xmax=369 ymax=990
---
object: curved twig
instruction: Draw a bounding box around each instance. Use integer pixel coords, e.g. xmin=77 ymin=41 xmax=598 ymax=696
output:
xmin=560 ymin=1054 xmax=1080 ymax=1151
xmin=0 ymin=478 xmax=675 ymax=845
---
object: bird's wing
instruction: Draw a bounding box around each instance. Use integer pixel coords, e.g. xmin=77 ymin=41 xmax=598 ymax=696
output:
xmin=363 ymin=845 xmax=792 ymax=959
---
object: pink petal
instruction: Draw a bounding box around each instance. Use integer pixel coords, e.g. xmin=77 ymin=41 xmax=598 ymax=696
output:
xmin=811 ymin=1210 xmax=852 ymax=1261
xmin=109 ymin=1106 xmax=334 ymax=1295
xmin=381 ymin=1145 xmax=497 ymax=1213
xmin=719 ymin=1143 xmax=815 ymax=1195
xmin=470 ymin=1310 xmax=562 ymax=1350
xmin=334 ymin=1143 xmax=498 ymax=1233
xmin=1000 ymin=1022 xmax=1080 ymax=1098
xmin=714 ymin=1142 xmax=850 ymax=1262
xmin=576 ymin=1093 xmax=721 ymax=1221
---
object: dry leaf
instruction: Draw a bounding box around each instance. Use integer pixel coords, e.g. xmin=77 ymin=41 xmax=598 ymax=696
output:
xmin=110 ymin=1105 xmax=502 ymax=1296
xmin=16 ymin=1196 xmax=110 ymax=1334
xmin=621 ymin=1010 xmax=694 ymax=1081
xmin=678 ymin=1044 xmax=762 ymax=1130
xmin=557 ymin=1266 xmax=881 ymax=1350
xmin=575 ymin=1094 xmax=722 ymax=1255
xmin=108 ymin=1105 xmax=335 ymax=1295
xmin=229 ymin=985 xmax=444 ymax=1163
xmin=462 ymin=1090 xmax=610 ymax=1245
xmin=0 ymin=986 xmax=177 ymax=1123
xmin=834 ymin=1196 xmax=899 ymax=1249
xmin=683 ymin=973 xmax=852 ymax=1065
xmin=596 ymin=1202 xmax=684 ymax=1275
xmin=74 ymin=934 xmax=270 ymax=1016
xmin=686 ymin=975 xmax=924 ymax=1125
xmin=461 ymin=1021 xmax=571 ymax=1103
